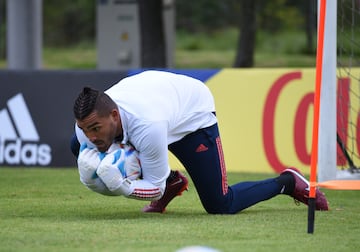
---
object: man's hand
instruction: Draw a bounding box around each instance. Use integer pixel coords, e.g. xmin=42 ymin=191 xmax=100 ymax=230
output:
xmin=97 ymin=148 xmax=134 ymax=196
xmin=77 ymin=143 xmax=103 ymax=181
xmin=77 ymin=143 xmax=117 ymax=195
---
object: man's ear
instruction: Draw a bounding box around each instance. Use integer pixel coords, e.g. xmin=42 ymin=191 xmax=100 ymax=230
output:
xmin=110 ymin=109 xmax=120 ymax=120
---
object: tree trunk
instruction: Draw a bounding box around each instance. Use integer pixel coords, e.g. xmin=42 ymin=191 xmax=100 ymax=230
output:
xmin=304 ymin=0 xmax=315 ymax=54
xmin=138 ymin=0 xmax=166 ymax=68
xmin=233 ymin=0 xmax=256 ymax=68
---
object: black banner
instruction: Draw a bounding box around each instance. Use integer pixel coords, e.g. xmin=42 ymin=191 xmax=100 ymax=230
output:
xmin=0 ymin=70 xmax=127 ymax=167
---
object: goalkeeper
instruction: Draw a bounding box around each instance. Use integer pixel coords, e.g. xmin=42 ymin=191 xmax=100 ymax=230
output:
xmin=71 ymin=70 xmax=329 ymax=214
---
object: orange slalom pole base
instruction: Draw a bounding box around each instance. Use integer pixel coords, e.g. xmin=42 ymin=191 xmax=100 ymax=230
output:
xmin=317 ymin=180 xmax=360 ymax=190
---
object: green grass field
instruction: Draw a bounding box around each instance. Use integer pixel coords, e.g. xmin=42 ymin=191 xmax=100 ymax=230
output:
xmin=0 ymin=29 xmax=358 ymax=251
xmin=0 ymin=29 xmax=317 ymax=69
xmin=1 ymin=168 xmax=359 ymax=252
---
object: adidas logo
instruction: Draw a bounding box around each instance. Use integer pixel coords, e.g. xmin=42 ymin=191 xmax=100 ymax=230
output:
xmin=0 ymin=93 xmax=52 ymax=166
xmin=196 ymin=144 xmax=208 ymax=152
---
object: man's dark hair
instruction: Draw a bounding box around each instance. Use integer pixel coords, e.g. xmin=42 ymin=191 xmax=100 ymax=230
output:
xmin=73 ymin=87 xmax=117 ymax=120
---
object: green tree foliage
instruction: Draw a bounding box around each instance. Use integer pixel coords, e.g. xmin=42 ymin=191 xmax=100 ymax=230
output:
xmin=176 ymin=0 xmax=239 ymax=32
xmin=43 ymin=0 xmax=95 ymax=46
xmin=0 ymin=0 xmax=5 ymax=59
xmin=258 ymin=0 xmax=306 ymax=32
xmin=176 ymin=0 xmax=311 ymax=34
xmin=41 ymin=0 xmax=312 ymax=46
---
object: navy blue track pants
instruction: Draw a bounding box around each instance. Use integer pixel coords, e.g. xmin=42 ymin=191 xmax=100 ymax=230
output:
xmin=169 ymin=123 xmax=282 ymax=214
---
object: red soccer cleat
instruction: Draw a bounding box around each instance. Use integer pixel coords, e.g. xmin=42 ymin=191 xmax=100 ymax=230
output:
xmin=281 ymin=167 xmax=329 ymax=211
xmin=142 ymin=170 xmax=188 ymax=213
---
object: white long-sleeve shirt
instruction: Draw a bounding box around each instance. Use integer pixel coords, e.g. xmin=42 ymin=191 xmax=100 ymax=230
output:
xmin=76 ymin=70 xmax=217 ymax=200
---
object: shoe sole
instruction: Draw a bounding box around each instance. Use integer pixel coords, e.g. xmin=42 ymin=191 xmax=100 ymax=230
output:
xmin=177 ymin=180 xmax=189 ymax=196
xmin=142 ymin=180 xmax=189 ymax=213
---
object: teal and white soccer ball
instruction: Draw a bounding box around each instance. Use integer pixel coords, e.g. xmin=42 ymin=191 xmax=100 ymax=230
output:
xmin=121 ymin=144 xmax=142 ymax=180
xmin=107 ymin=143 xmax=142 ymax=181
xmin=176 ymin=246 xmax=221 ymax=252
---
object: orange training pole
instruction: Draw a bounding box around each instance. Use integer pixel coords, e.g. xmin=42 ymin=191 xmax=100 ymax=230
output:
xmin=308 ymin=0 xmax=327 ymax=234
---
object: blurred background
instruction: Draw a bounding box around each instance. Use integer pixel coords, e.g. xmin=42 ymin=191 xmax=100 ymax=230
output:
xmin=1 ymin=0 xmax=359 ymax=179
xmin=0 ymin=0 xmax=320 ymax=70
